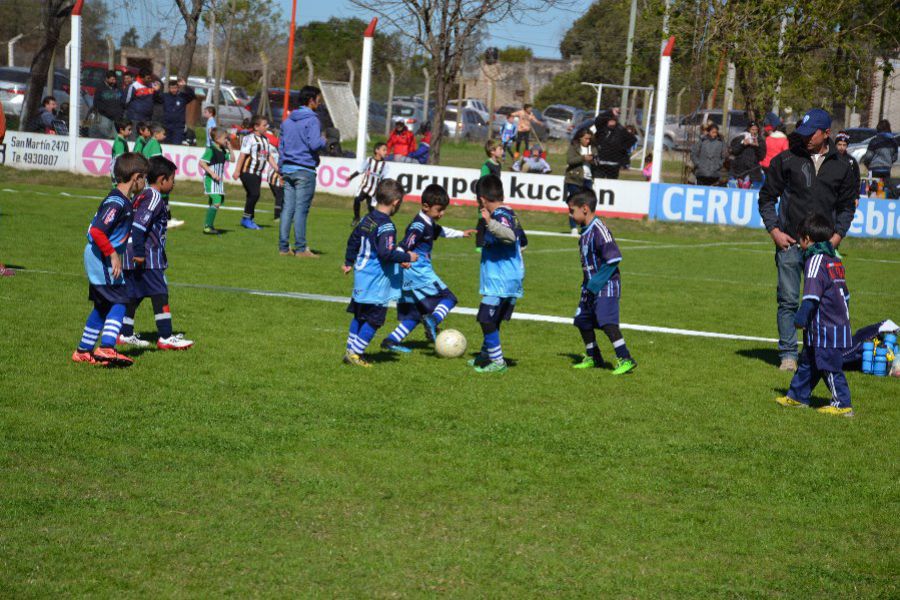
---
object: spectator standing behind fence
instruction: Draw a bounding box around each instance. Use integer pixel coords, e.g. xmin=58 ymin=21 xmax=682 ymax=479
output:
xmin=161 ymin=77 xmax=196 ymax=146
xmin=862 ymin=120 xmax=898 ymax=185
xmin=387 ymin=121 xmax=416 ymax=162
xmin=565 ymin=128 xmax=595 ymax=235
xmin=590 ymin=110 xmax=636 ymax=180
xmin=691 ymin=124 xmax=727 ymax=186
xmin=92 ymin=70 xmax=125 ymax=138
xmin=760 ymin=124 xmax=789 ymax=174
xmin=125 ymin=69 xmax=161 ymax=125
xmin=757 ymin=108 xmax=857 ymax=372
xmin=834 ymin=131 xmax=861 ymax=201
xmin=728 ymin=122 xmax=766 ymax=189
xmin=278 ymin=85 xmax=325 ymax=258
xmin=203 ymin=106 xmax=217 ymax=147
xmin=512 ymin=104 xmax=544 ymax=155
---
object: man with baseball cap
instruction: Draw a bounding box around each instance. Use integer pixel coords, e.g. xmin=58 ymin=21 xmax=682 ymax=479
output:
xmin=758 ymin=108 xmax=857 ymax=371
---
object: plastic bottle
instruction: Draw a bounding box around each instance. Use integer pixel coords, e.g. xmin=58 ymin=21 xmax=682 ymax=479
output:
xmin=874 ymin=347 xmax=888 ymax=376
xmin=862 ymin=341 xmax=875 ymax=374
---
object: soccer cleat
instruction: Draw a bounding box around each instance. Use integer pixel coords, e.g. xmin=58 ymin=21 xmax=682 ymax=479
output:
xmin=168 ymin=218 xmax=185 ymax=229
xmin=71 ymin=349 xmax=99 ymax=364
xmin=241 ymin=217 xmax=261 ymax=230
xmin=467 ymin=352 xmax=489 ymax=367
xmin=381 ymin=339 xmax=412 ymax=353
xmin=775 ymin=395 xmax=809 ymax=408
xmin=342 ymin=352 xmax=372 ymax=367
xmin=157 ymin=334 xmax=194 ymax=350
xmin=572 ymin=355 xmax=597 ymax=369
xmin=475 ymin=360 xmax=508 ymax=374
xmin=93 ymin=346 xmax=134 ymax=367
xmin=118 ymin=334 xmax=151 ymax=348
xmin=816 ymin=404 xmax=854 ymax=418
xmin=422 ymin=314 xmax=438 ymax=342
xmin=611 ymin=357 xmax=637 ymax=375
xmin=203 ymin=226 xmax=221 ymax=235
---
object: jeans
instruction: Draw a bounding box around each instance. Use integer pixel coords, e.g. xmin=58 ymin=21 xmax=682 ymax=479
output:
xmin=280 ymin=169 xmax=316 ymax=252
xmin=775 ymin=244 xmax=804 ymax=360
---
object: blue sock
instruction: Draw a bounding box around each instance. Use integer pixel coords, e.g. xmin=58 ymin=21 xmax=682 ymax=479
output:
xmin=351 ymin=322 xmax=378 ymax=354
xmin=387 ymin=319 xmax=419 ymax=344
xmin=613 ymin=339 xmax=631 ymax=360
xmin=78 ymin=309 xmax=105 ymax=351
xmin=484 ymin=330 xmax=503 ymax=363
xmin=431 ymin=298 xmax=456 ymax=325
xmin=346 ymin=318 xmax=361 ymax=353
xmin=100 ymin=303 xmax=126 ymax=348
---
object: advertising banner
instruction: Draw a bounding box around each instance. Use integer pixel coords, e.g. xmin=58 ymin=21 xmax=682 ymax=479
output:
xmin=0 ymin=131 xmax=72 ymax=172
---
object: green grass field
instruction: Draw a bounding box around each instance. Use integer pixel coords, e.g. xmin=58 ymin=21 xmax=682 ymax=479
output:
xmin=1 ymin=166 xmax=898 ymax=596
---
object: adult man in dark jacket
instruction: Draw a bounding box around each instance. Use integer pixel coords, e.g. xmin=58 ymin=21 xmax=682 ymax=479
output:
xmin=124 ymin=68 xmax=160 ymax=123
xmin=91 ymin=70 xmax=124 ymax=138
xmin=161 ymin=77 xmax=196 ymax=145
xmin=591 ymin=109 xmax=637 ymax=179
xmin=758 ymin=108 xmax=857 ymax=371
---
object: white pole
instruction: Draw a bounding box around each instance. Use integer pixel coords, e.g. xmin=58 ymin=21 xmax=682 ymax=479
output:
xmin=207 ymin=5 xmax=215 ymax=79
xmin=356 ymin=18 xmax=377 ymax=161
xmin=7 ymin=34 xmax=23 ymax=67
xmin=594 ymin=84 xmax=601 ymax=116
xmin=69 ymin=2 xmax=84 ymax=174
xmin=385 ymin=63 xmax=395 ymax=137
xmin=346 ymin=59 xmax=355 ymax=95
xmin=65 ymin=41 xmax=72 ymax=70
xmin=772 ymin=14 xmax=787 ymax=115
xmin=651 ymin=37 xmax=674 ymax=183
xmin=620 ymin=0 xmax=638 ymax=120
xmin=640 ymin=87 xmax=653 ymax=169
xmin=723 ymin=61 xmax=736 ymax=135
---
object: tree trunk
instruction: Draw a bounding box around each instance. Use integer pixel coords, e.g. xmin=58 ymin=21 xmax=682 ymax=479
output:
xmin=428 ymin=55 xmax=462 ymax=165
xmin=175 ymin=0 xmax=204 ymax=77
xmin=20 ymin=1 xmax=67 ymax=131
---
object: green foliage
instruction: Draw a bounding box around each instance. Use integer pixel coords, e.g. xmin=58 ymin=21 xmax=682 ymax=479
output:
xmin=498 ymin=46 xmax=533 ymax=63
xmin=119 ymin=26 xmax=139 ymax=49
xmin=144 ymin=31 xmax=164 ymax=50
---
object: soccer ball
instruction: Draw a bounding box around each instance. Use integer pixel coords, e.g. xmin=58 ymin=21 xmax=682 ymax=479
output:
xmin=435 ymin=329 xmax=467 ymax=358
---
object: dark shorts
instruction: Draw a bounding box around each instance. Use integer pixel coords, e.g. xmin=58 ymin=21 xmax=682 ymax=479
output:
xmin=347 ymin=300 xmax=388 ymax=328
xmin=88 ymin=283 xmax=130 ymax=310
xmin=125 ymin=268 xmax=168 ymax=299
xmin=476 ymin=297 xmax=517 ymax=325
xmin=397 ymin=286 xmax=457 ymax=322
xmin=805 ymin=345 xmax=845 ymax=372
xmin=574 ymin=290 xmax=620 ymax=329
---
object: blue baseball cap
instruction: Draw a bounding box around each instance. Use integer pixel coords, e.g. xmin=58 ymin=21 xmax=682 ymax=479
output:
xmin=795 ymin=108 xmax=831 ymax=136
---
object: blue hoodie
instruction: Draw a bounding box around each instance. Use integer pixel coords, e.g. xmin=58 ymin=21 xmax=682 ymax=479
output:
xmin=279 ymin=106 xmax=326 ymax=172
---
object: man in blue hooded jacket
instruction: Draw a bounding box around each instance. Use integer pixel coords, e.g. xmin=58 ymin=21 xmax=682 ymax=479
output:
xmin=278 ymin=85 xmax=326 ymax=257
xmin=161 ymin=77 xmax=196 ymax=145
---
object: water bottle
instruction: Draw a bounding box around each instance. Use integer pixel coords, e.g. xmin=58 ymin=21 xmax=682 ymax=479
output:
xmin=874 ymin=347 xmax=888 ymax=376
xmin=884 ymin=333 xmax=898 ymax=355
xmin=862 ymin=341 xmax=875 ymax=374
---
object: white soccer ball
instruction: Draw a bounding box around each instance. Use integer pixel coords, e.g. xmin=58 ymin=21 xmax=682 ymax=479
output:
xmin=435 ymin=329 xmax=467 ymax=358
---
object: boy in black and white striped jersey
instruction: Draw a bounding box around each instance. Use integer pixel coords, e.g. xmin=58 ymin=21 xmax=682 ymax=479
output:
xmin=233 ymin=115 xmax=279 ymax=230
xmin=347 ymin=142 xmax=389 ymax=226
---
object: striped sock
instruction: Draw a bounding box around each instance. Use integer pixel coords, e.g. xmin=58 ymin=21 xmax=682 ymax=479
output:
xmin=431 ymin=298 xmax=456 ymax=325
xmin=78 ymin=309 xmax=104 ymax=351
xmin=350 ymin=322 xmax=378 ymax=355
xmin=612 ymin=338 xmax=630 ymax=360
xmin=346 ymin=319 xmax=361 ymax=353
xmin=100 ymin=304 xmax=126 ymax=348
xmin=387 ymin=319 xmax=418 ymax=344
xmin=152 ymin=295 xmax=172 ymax=338
xmin=484 ymin=330 xmax=503 ymax=363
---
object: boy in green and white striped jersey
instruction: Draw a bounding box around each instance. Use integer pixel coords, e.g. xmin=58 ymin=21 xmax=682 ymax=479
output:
xmin=200 ymin=127 xmax=233 ymax=235
xmin=110 ymin=119 xmax=132 ymax=187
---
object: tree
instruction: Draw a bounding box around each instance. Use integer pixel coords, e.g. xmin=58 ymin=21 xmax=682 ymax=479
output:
xmin=498 ymin=46 xmax=532 ymax=63
xmin=349 ymin=0 xmax=566 ymax=164
xmin=144 ymin=31 xmax=164 ymax=50
xmin=119 ymin=26 xmax=139 ymax=48
xmin=19 ymin=0 xmax=72 ymax=131
xmin=174 ymin=0 xmax=205 ymax=77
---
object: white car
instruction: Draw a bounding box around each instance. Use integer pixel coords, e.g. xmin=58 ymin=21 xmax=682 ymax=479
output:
xmin=447 ymin=98 xmax=489 ymax=123
xmin=186 ymin=77 xmax=251 ymax=128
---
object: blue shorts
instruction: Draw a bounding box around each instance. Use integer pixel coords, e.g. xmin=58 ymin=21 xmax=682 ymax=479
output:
xmin=125 ymin=268 xmax=168 ymax=299
xmin=397 ymin=285 xmax=457 ymax=322
xmin=574 ymin=290 xmax=619 ymax=329
xmin=476 ymin=296 xmax=516 ymax=325
xmin=347 ymin=300 xmax=388 ymax=328
xmin=88 ymin=283 xmax=130 ymax=308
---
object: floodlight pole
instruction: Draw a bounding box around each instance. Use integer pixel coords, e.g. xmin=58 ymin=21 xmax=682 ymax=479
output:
xmin=7 ymin=34 xmax=23 ymax=67
xmin=282 ymin=0 xmax=297 ymax=119
xmin=384 ymin=63 xmax=395 ymax=136
xmin=105 ymin=35 xmax=114 ymax=68
xmin=356 ymin=18 xmax=377 ymax=161
xmin=69 ymin=0 xmax=85 ymax=174
xmin=651 ymin=37 xmax=675 ymax=183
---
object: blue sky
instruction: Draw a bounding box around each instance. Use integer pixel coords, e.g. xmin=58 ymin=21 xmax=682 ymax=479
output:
xmin=107 ymin=0 xmax=593 ymax=60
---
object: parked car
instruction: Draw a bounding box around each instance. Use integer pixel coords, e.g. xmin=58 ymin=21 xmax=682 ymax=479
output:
xmin=190 ymin=77 xmax=252 ymax=128
xmin=443 ymin=108 xmax=489 ymax=141
xmin=0 ymin=66 xmax=90 ymax=122
xmin=543 ymin=104 xmax=588 ymax=139
xmin=80 ymin=62 xmax=139 ymax=97
xmin=669 ymin=109 xmax=752 ymax=149
xmin=843 ymin=127 xmax=878 ymax=145
xmin=849 ymin=132 xmax=900 ymax=165
xmin=247 ymin=88 xmax=335 ymax=132
xmin=447 ymin=98 xmax=489 ymax=123
xmin=390 ymin=101 xmax=422 ymax=130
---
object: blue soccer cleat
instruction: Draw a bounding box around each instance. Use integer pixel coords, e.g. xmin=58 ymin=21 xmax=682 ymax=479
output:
xmin=422 ymin=314 xmax=438 ymax=342
xmin=381 ymin=339 xmax=412 ymax=354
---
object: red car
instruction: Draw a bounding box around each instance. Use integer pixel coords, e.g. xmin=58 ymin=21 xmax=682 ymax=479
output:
xmin=80 ymin=62 xmax=139 ymax=97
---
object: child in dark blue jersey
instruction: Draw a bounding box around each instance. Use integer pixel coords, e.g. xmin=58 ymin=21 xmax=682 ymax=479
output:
xmin=468 ymin=175 xmax=528 ymax=374
xmin=776 ymin=213 xmax=854 ymax=417
xmin=567 ymin=190 xmax=637 ymax=374
xmin=342 ymin=179 xmax=418 ymax=367
xmin=381 ymin=184 xmax=475 ymax=353
xmin=72 ymin=152 xmax=148 ymax=367
xmin=118 ymin=156 xmax=194 ymax=351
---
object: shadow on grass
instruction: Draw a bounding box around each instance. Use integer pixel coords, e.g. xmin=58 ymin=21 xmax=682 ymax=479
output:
xmin=737 ymin=347 xmax=781 ymax=367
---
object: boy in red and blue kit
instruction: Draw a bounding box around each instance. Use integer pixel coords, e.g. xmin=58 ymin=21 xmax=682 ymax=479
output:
xmin=72 ymin=152 xmax=148 ymax=367
xmin=776 ymin=213 xmax=854 ymax=417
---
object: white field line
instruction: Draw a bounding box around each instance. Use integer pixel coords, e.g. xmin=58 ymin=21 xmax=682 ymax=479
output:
xmin=729 ymin=247 xmax=900 ymax=265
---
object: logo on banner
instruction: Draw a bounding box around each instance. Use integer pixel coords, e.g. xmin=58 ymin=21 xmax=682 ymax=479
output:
xmin=82 ymin=139 xmax=112 ymax=175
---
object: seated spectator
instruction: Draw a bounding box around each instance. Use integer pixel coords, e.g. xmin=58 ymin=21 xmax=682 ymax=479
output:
xmin=386 ymin=120 xmax=416 ymax=162
xmin=29 ymin=96 xmax=58 ymax=133
xmin=407 ymin=122 xmax=431 ymax=164
xmin=512 ymin=146 xmax=551 ymax=173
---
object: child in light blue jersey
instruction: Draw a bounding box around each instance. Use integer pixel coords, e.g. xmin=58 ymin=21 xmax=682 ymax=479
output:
xmin=469 ymin=174 xmax=528 ymax=373
xmin=342 ymin=179 xmax=418 ymax=367
xmin=381 ymin=184 xmax=475 ymax=353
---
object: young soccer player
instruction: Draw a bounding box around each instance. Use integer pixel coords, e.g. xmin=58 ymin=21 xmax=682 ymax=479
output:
xmin=567 ymin=190 xmax=637 ymax=375
xmin=233 ymin=114 xmax=278 ymax=230
xmin=347 ymin=142 xmax=389 ymax=226
xmin=141 ymin=123 xmax=185 ymax=229
xmin=118 ymin=156 xmax=194 ymax=350
xmin=481 ymin=139 xmax=503 ymax=177
xmin=776 ymin=213 xmax=854 ymax=417
xmin=500 ymin=113 xmax=517 ymax=160
xmin=110 ymin=119 xmax=131 ymax=187
xmin=469 ymin=174 xmax=527 ymax=374
xmin=382 ymin=184 xmax=475 ymax=352
xmin=132 ymin=122 xmax=150 ymax=155
xmin=342 ymin=179 xmax=418 ymax=367
xmin=199 ymin=126 xmax=233 ymax=235
xmin=203 ymin=105 xmax=217 ymax=147
xmin=72 ymin=152 xmax=148 ymax=367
